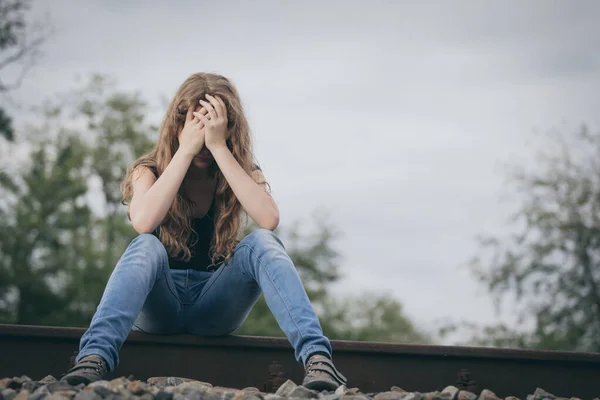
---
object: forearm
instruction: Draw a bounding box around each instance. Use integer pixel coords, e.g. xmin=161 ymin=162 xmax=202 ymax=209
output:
xmin=131 ymin=149 xmax=193 ymax=233
xmin=210 ymin=145 xmax=279 ymax=230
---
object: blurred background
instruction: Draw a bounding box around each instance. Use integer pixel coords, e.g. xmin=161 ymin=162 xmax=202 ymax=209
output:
xmin=1 ymin=0 xmax=599 ymax=352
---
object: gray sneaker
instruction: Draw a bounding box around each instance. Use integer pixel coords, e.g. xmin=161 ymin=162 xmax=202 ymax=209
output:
xmin=302 ymin=354 xmax=347 ymax=391
xmin=61 ymin=354 xmax=109 ymax=385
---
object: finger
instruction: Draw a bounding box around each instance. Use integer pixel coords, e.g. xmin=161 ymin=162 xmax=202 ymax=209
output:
xmin=198 ymin=106 xmax=210 ymax=119
xmin=199 ymin=99 xmax=217 ymax=120
xmin=195 ymin=111 xmax=210 ymax=125
xmin=206 ymin=94 xmax=223 ymax=118
xmin=192 ymin=112 xmax=205 ymax=128
xmin=185 ymin=104 xmax=195 ymax=122
xmin=215 ymin=96 xmax=227 ymax=118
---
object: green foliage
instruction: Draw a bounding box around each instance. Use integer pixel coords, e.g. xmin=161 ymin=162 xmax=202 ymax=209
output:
xmin=320 ymin=295 xmax=431 ymax=343
xmin=0 ymin=75 xmax=155 ymax=326
xmin=468 ymin=125 xmax=600 ymax=352
xmin=0 ymin=108 xmax=13 ymax=141
xmin=0 ymin=133 xmax=91 ymax=324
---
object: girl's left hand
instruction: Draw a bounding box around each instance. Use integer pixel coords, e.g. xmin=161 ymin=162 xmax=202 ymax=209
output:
xmin=194 ymin=94 xmax=230 ymax=152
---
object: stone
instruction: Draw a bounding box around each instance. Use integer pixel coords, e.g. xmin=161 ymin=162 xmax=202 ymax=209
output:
xmin=442 ymin=387 xmax=459 ymax=397
xmin=402 ymin=393 xmax=424 ymax=400
xmin=175 ymin=381 xmax=213 ymax=393
xmin=44 ymin=395 xmax=71 ymax=400
xmin=209 ymin=386 xmax=243 ymax=400
xmin=86 ymin=381 xmax=110 ymax=389
xmin=29 ymin=391 xmax=49 ymax=400
xmin=479 ymin=390 xmax=501 ymax=400
xmin=196 ymin=390 xmax=224 ymax=400
xmin=347 ymin=388 xmax=361 ymax=395
xmin=458 ymin=392 xmax=477 ymax=400
xmin=391 ymin=387 xmax=407 ymax=393
xmin=275 ymin=380 xmax=297 ymax=397
xmin=14 ymin=390 xmax=30 ymax=400
xmin=341 ymin=395 xmax=370 ymax=400
xmin=2 ymin=378 xmax=22 ymax=391
xmin=423 ymin=392 xmax=452 ymax=400
xmin=288 ymin=386 xmax=320 ymax=399
xmin=2 ymin=388 xmax=18 ymax=400
xmin=243 ymin=396 xmax=264 ymax=400
xmin=108 ymin=377 xmax=131 ymax=391
xmin=374 ymin=391 xmax=408 ymax=400
xmin=46 ymin=381 xmax=80 ymax=395
xmin=322 ymin=394 xmax=341 ymax=400
xmin=155 ymin=391 xmax=174 ymax=400
xmin=335 ymin=386 xmax=348 ymax=396
xmin=243 ymin=387 xmax=261 ymax=394
xmin=532 ymin=389 xmax=556 ymax=400
xmin=264 ymin=395 xmax=284 ymax=400
xmin=32 ymin=385 xmax=51 ymax=396
xmin=39 ymin=376 xmax=59 ymax=385
xmin=92 ymin=385 xmax=114 ymax=398
xmin=505 ymin=397 xmax=520 ymax=400
xmin=127 ymin=380 xmax=149 ymax=395
xmin=148 ymin=377 xmax=212 ymax=388
xmin=22 ymin=380 xmax=39 ymax=392
xmin=74 ymin=391 xmax=103 ymax=400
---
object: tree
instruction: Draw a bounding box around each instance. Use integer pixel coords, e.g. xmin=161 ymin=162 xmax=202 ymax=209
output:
xmin=0 ymin=131 xmax=92 ymax=324
xmin=468 ymin=125 xmax=600 ymax=352
xmin=0 ymin=75 xmax=155 ymax=325
xmin=0 ymin=0 xmax=50 ymax=141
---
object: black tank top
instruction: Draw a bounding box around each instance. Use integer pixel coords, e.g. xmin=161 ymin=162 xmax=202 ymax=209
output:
xmin=148 ymin=166 xmax=217 ymax=271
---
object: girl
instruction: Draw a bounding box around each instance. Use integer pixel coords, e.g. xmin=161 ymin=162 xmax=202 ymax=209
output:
xmin=61 ymin=73 xmax=347 ymax=391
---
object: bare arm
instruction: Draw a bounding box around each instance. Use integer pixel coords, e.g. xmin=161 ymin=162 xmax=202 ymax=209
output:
xmin=211 ymin=146 xmax=280 ymax=230
xmin=128 ymin=149 xmax=195 ymax=234
xmin=129 ymin=104 xmax=206 ymax=233
xmin=197 ymin=94 xmax=279 ymax=230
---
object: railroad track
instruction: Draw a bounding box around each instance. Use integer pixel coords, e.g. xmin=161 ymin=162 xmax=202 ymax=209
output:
xmin=1 ymin=324 xmax=598 ymax=398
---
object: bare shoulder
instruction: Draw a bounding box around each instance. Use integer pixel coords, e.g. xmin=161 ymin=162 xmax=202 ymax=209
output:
xmin=132 ymin=165 xmax=157 ymax=183
xmin=131 ymin=165 xmax=157 ymax=194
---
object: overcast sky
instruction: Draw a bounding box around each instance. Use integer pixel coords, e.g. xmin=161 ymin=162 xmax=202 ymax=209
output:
xmin=6 ymin=0 xmax=600 ymax=339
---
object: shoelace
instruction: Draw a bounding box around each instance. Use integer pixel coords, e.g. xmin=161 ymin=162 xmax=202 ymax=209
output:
xmin=62 ymin=357 xmax=107 ymax=377
xmin=306 ymin=357 xmax=347 ymax=385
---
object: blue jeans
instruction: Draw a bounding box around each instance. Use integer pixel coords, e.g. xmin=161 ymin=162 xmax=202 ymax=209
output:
xmin=76 ymin=229 xmax=332 ymax=372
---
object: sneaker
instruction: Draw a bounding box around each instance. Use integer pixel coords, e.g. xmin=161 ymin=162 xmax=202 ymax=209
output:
xmin=61 ymin=354 xmax=109 ymax=385
xmin=302 ymin=354 xmax=347 ymax=391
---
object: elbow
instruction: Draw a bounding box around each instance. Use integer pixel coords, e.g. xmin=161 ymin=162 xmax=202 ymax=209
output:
xmin=257 ymin=210 xmax=280 ymax=231
xmin=130 ymin=214 xmax=157 ymax=235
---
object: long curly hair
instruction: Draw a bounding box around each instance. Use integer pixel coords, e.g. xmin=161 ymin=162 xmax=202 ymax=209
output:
xmin=121 ymin=73 xmax=256 ymax=266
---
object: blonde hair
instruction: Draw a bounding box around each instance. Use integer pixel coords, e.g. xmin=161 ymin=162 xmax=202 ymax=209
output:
xmin=121 ymin=73 xmax=256 ymax=265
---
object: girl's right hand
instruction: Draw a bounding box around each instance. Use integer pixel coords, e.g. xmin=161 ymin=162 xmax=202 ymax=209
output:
xmin=178 ymin=104 xmax=207 ymax=157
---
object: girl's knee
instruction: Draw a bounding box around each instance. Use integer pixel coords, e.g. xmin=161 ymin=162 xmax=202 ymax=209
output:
xmin=239 ymin=229 xmax=283 ymax=250
xmin=121 ymin=234 xmax=168 ymax=271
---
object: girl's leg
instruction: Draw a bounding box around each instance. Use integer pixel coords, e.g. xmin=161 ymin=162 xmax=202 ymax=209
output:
xmin=186 ymin=229 xmax=346 ymax=389
xmin=66 ymin=234 xmax=182 ymax=379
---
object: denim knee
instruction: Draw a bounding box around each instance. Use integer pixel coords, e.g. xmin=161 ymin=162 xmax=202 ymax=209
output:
xmin=235 ymin=229 xmax=288 ymax=270
xmin=119 ymin=233 xmax=168 ymax=277
xmin=239 ymin=229 xmax=284 ymax=250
